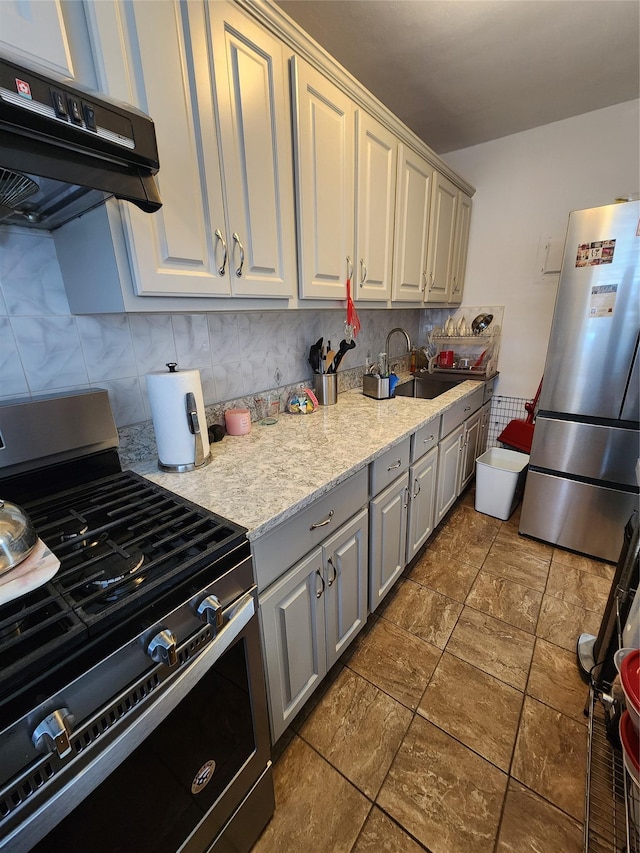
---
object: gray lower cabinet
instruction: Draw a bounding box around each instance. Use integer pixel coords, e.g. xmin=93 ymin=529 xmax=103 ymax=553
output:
xmin=406 ymin=445 xmax=438 ymax=563
xmin=369 ymin=470 xmax=409 ymax=611
xmin=259 ymin=506 xmax=368 ymax=743
xmin=459 ymin=407 xmax=483 ymax=492
xmin=435 ymin=424 xmax=464 ymax=523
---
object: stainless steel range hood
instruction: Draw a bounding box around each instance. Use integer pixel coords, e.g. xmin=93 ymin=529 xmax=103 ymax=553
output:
xmin=0 ymin=57 xmax=161 ymax=230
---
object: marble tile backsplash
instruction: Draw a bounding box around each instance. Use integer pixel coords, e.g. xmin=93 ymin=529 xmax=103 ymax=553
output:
xmin=0 ymin=228 xmax=448 ymax=451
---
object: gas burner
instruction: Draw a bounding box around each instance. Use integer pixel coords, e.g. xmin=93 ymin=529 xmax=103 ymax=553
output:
xmin=59 ymin=515 xmax=90 ymax=544
xmin=84 ymin=548 xmax=146 ymax=601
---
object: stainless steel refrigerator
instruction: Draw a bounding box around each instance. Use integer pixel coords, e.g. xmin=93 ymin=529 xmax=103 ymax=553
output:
xmin=520 ymin=200 xmax=640 ymax=563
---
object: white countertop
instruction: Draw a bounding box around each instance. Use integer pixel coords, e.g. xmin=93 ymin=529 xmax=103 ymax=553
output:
xmin=132 ymin=381 xmax=484 ymax=540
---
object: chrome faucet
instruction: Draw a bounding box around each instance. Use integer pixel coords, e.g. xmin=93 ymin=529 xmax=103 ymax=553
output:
xmin=385 ymin=327 xmax=412 ymax=364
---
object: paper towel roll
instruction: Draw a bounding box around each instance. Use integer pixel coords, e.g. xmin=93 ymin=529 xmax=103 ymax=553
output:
xmin=146 ymin=367 xmax=210 ymax=470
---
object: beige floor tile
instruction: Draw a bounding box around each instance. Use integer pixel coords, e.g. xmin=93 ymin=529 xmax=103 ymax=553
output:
xmin=381 ymin=578 xmax=462 ymax=648
xmin=496 ymin=780 xmax=583 ymax=853
xmin=511 ymin=697 xmax=587 ymax=821
xmin=551 ymin=548 xmax=616 ymax=578
xmin=418 ymin=653 xmax=523 ymax=771
xmin=344 ymin=616 xmax=441 ymax=710
xmin=536 ymin=595 xmax=601 ymax=652
xmin=377 ymin=716 xmax=508 ymax=853
xmin=545 ymin=562 xmax=613 ymax=614
xmin=418 ymin=526 xmax=494 ymax=569
xmin=408 ymin=550 xmax=480 ymax=602
xmin=351 ymin=807 xmax=425 ymax=853
xmin=253 ymin=735 xmax=370 ymax=853
xmin=483 ymin=540 xmax=550 ymax=592
xmin=466 ymin=571 xmax=542 ymax=633
xmin=527 ymin=639 xmax=590 ymax=723
xmin=300 ymin=668 xmax=412 ymax=799
xmin=495 ymin=525 xmax=554 ymax=561
xmin=446 ymin=606 xmax=535 ymax=690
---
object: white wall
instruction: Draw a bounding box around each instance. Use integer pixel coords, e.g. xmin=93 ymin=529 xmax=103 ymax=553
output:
xmin=445 ymin=99 xmax=640 ymax=399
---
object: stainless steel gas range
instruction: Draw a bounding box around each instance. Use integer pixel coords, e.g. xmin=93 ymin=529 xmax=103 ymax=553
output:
xmin=0 ymin=390 xmax=274 ymax=852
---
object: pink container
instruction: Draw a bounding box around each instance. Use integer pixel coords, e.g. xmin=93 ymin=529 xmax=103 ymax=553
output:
xmin=224 ymin=408 xmax=251 ymax=435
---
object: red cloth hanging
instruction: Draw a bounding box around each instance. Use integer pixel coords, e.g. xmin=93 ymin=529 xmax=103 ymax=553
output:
xmin=346 ymin=276 xmax=361 ymax=338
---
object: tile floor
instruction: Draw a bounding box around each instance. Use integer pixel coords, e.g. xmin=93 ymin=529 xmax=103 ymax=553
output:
xmin=252 ymin=488 xmax=615 ymax=853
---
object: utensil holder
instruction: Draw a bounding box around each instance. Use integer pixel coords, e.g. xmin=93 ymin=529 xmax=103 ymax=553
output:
xmin=363 ymin=375 xmax=390 ymax=399
xmin=314 ymin=373 xmax=337 ymax=406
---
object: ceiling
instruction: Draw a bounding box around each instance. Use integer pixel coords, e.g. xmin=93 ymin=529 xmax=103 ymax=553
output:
xmin=274 ymin=0 xmax=640 ymax=154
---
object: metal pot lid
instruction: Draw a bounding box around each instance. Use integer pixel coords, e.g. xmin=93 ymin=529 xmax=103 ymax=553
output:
xmin=0 ymin=499 xmax=38 ymax=575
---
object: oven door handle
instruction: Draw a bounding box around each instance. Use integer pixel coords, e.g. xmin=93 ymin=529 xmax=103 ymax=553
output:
xmin=10 ymin=592 xmax=257 ymax=853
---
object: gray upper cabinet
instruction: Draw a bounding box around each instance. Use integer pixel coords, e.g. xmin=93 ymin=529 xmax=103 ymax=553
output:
xmin=354 ymin=110 xmax=398 ymax=302
xmin=292 ymin=55 xmax=355 ymax=300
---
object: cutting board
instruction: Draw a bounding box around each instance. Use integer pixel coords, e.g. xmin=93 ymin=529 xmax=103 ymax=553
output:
xmin=0 ymin=538 xmax=60 ymax=606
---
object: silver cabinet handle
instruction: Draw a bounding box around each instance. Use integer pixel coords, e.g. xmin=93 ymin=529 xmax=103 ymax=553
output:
xmin=421 ymin=270 xmax=428 ymax=292
xmin=315 ymin=569 xmax=326 ymax=599
xmin=346 ymin=255 xmax=353 ymax=281
xmin=387 ymin=460 xmax=402 ymax=471
xmin=464 ymin=406 xmax=471 ymax=412
xmin=423 ymin=435 xmax=435 ymax=443
xmin=403 ymin=488 xmax=409 ymax=509
xmin=310 ymin=509 xmax=334 ymax=530
xmin=458 ymin=435 xmax=464 ymax=452
xmin=214 ymin=228 xmax=227 ymax=276
xmin=327 ymin=557 xmax=337 ymax=587
xmin=359 ymin=258 xmax=367 ymax=286
xmin=413 ymin=481 xmax=421 ymax=499
xmin=232 ymin=232 xmax=245 ymax=277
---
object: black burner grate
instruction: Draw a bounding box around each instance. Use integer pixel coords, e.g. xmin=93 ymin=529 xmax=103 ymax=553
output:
xmin=0 ymin=471 xmax=247 ymax=717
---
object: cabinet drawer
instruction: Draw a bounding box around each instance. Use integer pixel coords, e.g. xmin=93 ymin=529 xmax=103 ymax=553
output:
xmin=483 ymin=377 xmax=496 ymax=404
xmin=369 ymin=436 xmax=411 ymax=495
xmin=411 ymin=418 xmax=440 ymax=462
xmin=252 ymin=467 xmax=368 ymax=592
xmin=440 ymin=386 xmax=484 ymax=438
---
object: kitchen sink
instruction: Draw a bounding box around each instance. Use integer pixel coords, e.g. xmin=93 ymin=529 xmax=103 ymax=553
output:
xmin=393 ymin=374 xmax=465 ymax=399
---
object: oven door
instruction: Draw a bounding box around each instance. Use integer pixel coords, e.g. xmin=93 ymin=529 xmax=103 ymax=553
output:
xmin=20 ymin=592 xmax=273 ymax=853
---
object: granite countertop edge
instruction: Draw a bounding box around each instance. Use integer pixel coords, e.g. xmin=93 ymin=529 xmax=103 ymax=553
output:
xmin=130 ymin=380 xmax=486 ymax=541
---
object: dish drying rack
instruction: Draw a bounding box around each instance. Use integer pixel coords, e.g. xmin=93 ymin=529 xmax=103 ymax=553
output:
xmin=423 ymin=323 xmax=501 ymax=378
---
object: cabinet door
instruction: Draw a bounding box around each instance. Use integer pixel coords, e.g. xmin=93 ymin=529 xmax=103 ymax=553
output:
xmin=391 ymin=144 xmax=433 ymax=302
xmin=354 ymin=110 xmax=397 ymax=301
xmin=478 ymin=401 xmax=491 ymax=458
xmin=450 ymin=192 xmax=472 ymax=304
xmin=323 ymin=507 xmax=369 ymax=670
xmin=369 ymin=471 xmax=409 ymax=611
xmin=208 ymin=2 xmax=296 ymax=298
xmin=87 ymin=0 xmax=230 ymax=297
xmin=292 ymin=56 xmax=355 ymax=299
xmin=425 ymin=172 xmax=458 ymax=303
xmin=459 ymin=409 xmax=483 ymax=493
xmin=406 ymin=446 xmax=438 ymax=564
xmin=435 ymin=425 xmax=464 ymax=524
xmin=0 ymin=0 xmax=74 ymax=77
xmin=259 ymin=548 xmax=327 ymax=743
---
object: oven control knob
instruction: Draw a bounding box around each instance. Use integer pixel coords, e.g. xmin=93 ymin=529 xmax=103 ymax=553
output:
xmin=146 ymin=629 xmax=178 ymax=667
xmin=194 ymin=594 xmax=224 ymax=633
xmin=32 ymin=708 xmax=75 ymax=758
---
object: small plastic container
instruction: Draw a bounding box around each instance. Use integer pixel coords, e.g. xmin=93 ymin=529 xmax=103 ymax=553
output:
xmin=475 ymin=448 xmax=529 ymax=520
xmin=255 ymin=395 xmax=279 ymax=425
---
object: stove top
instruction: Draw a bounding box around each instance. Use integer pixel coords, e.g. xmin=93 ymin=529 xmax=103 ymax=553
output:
xmin=0 ymin=470 xmax=248 ymax=725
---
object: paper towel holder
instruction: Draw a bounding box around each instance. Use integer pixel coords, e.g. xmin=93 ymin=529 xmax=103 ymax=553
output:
xmin=152 ymin=363 xmax=212 ymax=473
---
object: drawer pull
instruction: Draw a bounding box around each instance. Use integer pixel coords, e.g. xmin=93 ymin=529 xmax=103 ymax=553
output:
xmin=310 ymin=510 xmax=334 ymax=531
xmin=327 ymin=557 xmax=337 ymax=586
xmin=387 ymin=460 xmax=402 ymax=471
xmin=423 ymin=435 xmax=435 ymax=443
xmin=464 ymin=406 xmax=471 ymax=412
xmin=315 ymin=569 xmax=326 ymax=599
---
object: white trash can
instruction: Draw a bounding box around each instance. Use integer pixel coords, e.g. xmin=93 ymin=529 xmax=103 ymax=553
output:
xmin=475 ymin=448 xmax=530 ymax=520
